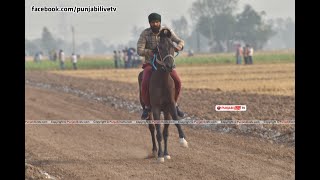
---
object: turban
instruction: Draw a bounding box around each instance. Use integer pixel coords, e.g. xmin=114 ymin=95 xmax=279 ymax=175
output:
xmin=148 ymin=13 xmax=161 ymax=22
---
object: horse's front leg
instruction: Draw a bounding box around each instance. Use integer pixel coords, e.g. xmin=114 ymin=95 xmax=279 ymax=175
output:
xmin=163 ymin=111 xmax=171 ymax=160
xmin=153 ymin=107 xmax=164 ymax=162
xmin=148 ymin=123 xmax=157 ymax=158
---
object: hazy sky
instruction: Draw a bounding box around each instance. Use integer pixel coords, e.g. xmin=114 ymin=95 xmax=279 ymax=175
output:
xmin=25 ymin=0 xmax=295 ymax=45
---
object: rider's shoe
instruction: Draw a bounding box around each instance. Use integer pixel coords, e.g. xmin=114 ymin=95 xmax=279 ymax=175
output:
xmin=141 ymin=107 xmax=151 ymax=119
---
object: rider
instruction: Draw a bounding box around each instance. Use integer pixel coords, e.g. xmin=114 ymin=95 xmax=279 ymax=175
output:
xmin=137 ymin=12 xmax=185 ymax=119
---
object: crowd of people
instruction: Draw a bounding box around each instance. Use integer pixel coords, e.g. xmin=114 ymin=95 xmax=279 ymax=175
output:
xmin=32 ymin=49 xmax=78 ymax=70
xmin=235 ymin=44 xmax=254 ymax=65
xmin=113 ymin=47 xmax=143 ymax=69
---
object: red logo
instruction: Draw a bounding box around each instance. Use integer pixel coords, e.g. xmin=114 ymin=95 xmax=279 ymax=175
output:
xmin=234 ymin=106 xmax=241 ymax=110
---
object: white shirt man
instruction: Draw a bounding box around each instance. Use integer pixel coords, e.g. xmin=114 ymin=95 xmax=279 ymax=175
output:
xmin=248 ymin=47 xmax=254 ymax=56
xmin=71 ymin=53 xmax=78 ymax=70
xmin=59 ymin=50 xmax=65 ymax=69
xmin=71 ymin=54 xmax=77 ymax=63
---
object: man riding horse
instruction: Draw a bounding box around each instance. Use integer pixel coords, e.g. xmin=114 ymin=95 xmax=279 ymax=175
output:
xmin=137 ymin=12 xmax=185 ymax=119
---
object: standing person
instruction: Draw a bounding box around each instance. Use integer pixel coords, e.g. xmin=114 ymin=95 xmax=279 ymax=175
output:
xmin=53 ymin=50 xmax=57 ymax=61
xmin=127 ymin=48 xmax=134 ymax=68
xmin=124 ymin=48 xmax=129 ymax=69
xmin=137 ymin=12 xmax=185 ymax=119
xmin=131 ymin=48 xmax=137 ymax=68
xmin=38 ymin=52 xmax=43 ymax=62
xmin=235 ymin=44 xmax=243 ymax=64
xmin=34 ymin=52 xmax=39 ymax=63
xmin=243 ymin=44 xmax=249 ymax=65
xmin=59 ymin=49 xmax=65 ymax=70
xmin=117 ymin=50 xmax=123 ymax=68
xmin=71 ymin=53 xmax=78 ymax=70
xmin=188 ymin=49 xmax=194 ymax=57
xmin=247 ymin=45 xmax=254 ymax=64
xmin=113 ymin=50 xmax=119 ymax=68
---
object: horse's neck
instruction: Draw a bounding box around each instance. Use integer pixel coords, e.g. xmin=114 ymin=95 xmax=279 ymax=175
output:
xmin=153 ymin=70 xmax=170 ymax=84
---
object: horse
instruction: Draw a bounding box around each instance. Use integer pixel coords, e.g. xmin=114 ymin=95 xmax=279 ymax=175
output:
xmin=138 ymin=28 xmax=188 ymax=163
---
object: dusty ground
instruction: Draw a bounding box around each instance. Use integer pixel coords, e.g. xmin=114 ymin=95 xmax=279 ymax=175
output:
xmin=25 ymin=70 xmax=295 ymax=179
xmin=25 ymin=70 xmax=294 ymax=121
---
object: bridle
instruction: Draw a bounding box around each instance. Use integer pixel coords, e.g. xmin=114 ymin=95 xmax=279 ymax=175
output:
xmin=155 ymin=40 xmax=175 ymax=67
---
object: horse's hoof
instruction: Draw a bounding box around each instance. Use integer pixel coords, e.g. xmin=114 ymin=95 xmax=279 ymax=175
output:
xmin=158 ymin=157 xmax=165 ymax=163
xmin=164 ymin=155 xmax=171 ymax=160
xmin=179 ymin=138 xmax=188 ymax=148
xmin=146 ymin=153 xmax=156 ymax=159
xmin=152 ymin=151 xmax=157 ymax=157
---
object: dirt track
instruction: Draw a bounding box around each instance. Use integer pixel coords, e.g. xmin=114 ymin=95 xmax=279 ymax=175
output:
xmin=25 ymin=84 xmax=294 ymax=179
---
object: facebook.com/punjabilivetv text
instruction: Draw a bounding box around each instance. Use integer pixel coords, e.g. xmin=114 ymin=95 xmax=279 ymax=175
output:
xmin=31 ymin=5 xmax=117 ymax=13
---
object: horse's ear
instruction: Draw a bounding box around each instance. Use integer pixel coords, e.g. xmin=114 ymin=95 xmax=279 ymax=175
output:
xmin=160 ymin=29 xmax=171 ymax=38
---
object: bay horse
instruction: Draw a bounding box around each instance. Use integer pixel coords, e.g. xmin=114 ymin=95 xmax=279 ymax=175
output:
xmin=138 ymin=28 xmax=188 ymax=163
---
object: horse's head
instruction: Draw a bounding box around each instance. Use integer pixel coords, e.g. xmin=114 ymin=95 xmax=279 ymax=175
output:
xmin=156 ymin=28 xmax=175 ymax=72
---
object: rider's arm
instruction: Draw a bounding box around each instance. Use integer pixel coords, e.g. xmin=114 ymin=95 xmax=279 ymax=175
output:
xmin=170 ymin=29 xmax=184 ymax=51
xmin=137 ymin=30 xmax=153 ymax=56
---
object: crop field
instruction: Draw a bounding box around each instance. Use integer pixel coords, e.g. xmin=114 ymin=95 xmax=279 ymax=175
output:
xmin=52 ymin=63 xmax=294 ymax=96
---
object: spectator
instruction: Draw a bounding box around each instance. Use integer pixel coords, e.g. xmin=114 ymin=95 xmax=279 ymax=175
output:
xmin=243 ymin=44 xmax=249 ymax=65
xmin=123 ymin=48 xmax=128 ymax=69
xmin=127 ymin=48 xmax=134 ymax=68
xmin=53 ymin=50 xmax=57 ymax=61
xmin=131 ymin=48 xmax=138 ymax=68
xmin=235 ymin=44 xmax=243 ymax=64
xmin=247 ymin=45 xmax=254 ymax=64
xmin=113 ymin=50 xmax=119 ymax=68
xmin=118 ymin=50 xmax=123 ymax=68
xmin=71 ymin=53 xmax=78 ymax=70
xmin=34 ymin=52 xmax=39 ymax=63
xmin=59 ymin=49 xmax=65 ymax=70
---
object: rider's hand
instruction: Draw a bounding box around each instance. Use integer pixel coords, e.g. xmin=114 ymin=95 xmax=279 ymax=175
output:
xmin=174 ymin=46 xmax=181 ymax=52
xmin=152 ymin=48 xmax=159 ymax=54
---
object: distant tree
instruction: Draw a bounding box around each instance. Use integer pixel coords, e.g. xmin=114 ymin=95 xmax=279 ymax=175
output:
xmin=190 ymin=0 xmax=239 ymax=52
xmin=92 ymin=38 xmax=107 ymax=54
xmin=190 ymin=0 xmax=239 ymax=22
xmin=25 ymin=39 xmax=40 ymax=55
xmin=281 ymin=18 xmax=295 ymax=49
xmin=263 ymin=17 xmax=295 ymax=50
xmin=171 ymin=16 xmax=189 ymax=40
xmin=213 ymin=13 xmax=237 ymax=52
xmin=41 ymin=27 xmax=57 ymax=55
xmin=235 ymin=5 xmax=275 ymax=50
xmin=185 ymin=29 xmax=210 ymax=52
xmin=77 ymin=42 xmax=91 ymax=54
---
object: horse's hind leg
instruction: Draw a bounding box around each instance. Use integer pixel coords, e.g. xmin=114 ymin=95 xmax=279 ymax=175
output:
xmin=148 ymin=123 xmax=157 ymax=158
xmin=169 ymin=103 xmax=188 ymax=148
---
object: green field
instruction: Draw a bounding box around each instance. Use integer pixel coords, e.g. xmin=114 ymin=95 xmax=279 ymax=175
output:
xmin=25 ymin=50 xmax=295 ymax=70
